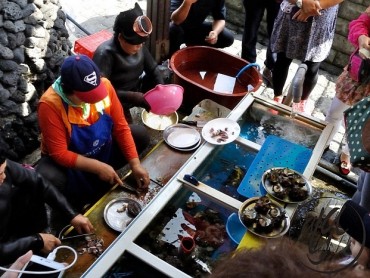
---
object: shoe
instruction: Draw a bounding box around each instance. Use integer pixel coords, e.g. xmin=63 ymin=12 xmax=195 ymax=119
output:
xmin=269 ymin=96 xmax=283 ymax=115
xmin=338 ymin=152 xmax=351 ymax=175
xmin=292 ymin=100 xmax=307 ymax=113
xmin=292 ymin=99 xmax=315 ymax=115
xmin=262 ymin=67 xmax=273 ymax=88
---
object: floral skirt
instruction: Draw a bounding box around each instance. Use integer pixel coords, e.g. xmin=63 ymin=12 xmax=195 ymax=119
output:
xmin=336 ymin=67 xmax=370 ymax=106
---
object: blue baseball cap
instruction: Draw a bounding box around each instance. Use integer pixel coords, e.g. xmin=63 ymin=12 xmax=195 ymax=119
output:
xmin=61 ymin=55 xmax=108 ymax=103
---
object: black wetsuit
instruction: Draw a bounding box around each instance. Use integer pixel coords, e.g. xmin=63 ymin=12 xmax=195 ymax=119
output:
xmin=93 ymin=37 xmax=164 ymax=113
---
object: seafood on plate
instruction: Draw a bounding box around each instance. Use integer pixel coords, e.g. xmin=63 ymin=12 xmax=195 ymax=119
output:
xmin=127 ymin=201 xmax=142 ymax=217
xmin=239 ymin=196 xmax=288 ymax=237
xmin=263 ymin=167 xmax=310 ymax=202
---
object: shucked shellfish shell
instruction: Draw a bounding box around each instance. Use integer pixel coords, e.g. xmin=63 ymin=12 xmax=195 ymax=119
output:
xmin=127 ymin=201 xmax=142 ymax=217
xmin=255 ymin=215 xmax=273 ymax=234
xmin=242 ymin=208 xmax=257 ymax=226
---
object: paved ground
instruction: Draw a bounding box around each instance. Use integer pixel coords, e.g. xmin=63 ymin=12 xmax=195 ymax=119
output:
xmin=52 ymin=0 xmax=357 ymax=183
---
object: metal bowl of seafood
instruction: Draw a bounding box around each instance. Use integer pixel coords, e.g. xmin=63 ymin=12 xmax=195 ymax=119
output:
xmin=238 ymin=196 xmax=290 ymax=239
xmin=104 ymin=197 xmax=142 ymax=232
xmin=141 ymin=110 xmax=178 ymax=131
xmin=261 ymin=167 xmax=312 ymax=204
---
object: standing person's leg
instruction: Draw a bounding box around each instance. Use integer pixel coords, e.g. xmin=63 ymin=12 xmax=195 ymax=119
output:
xmin=301 ymin=61 xmax=321 ymax=100
xmin=291 ymin=60 xmax=321 ymax=113
xmin=324 ymin=96 xmax=351 ymax=174
xmin=272 ymin=52 xmax=292 ymax=102
xmin=264 ymin=0 xmax=281 ymax=70
xmin=324 ymin=96 xmax=350 ymax=145
xmin=241 ymin=0 xmax=266 ymax=63
xmin=262 ymin=0 xmax=281 ymax=87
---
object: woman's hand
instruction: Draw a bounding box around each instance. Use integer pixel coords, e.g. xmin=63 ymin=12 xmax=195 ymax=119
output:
xmin=70 ymin=214 xmax=94 ymax=234
xmin=292 ymin=9 xmax=313 ymax=22
xmin=95 ymin=162 xmax=122 ymax=185
xmin=129 ymin=159 xmax=149 ymax=190
xmin=301 ymin=0 xmax=322 ymax=15
xmin=1 ymin=251 xmax=33 ymax=278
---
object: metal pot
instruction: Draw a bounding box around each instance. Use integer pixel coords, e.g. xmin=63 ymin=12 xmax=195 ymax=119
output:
xmin=141 ymin=110 xmax=178 ymax=131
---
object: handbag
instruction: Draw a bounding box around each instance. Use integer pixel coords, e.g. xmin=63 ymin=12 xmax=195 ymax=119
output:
xmin=344 ymin=96 xmax=370 ymax=172
xmin=348 ymin=48 xmax=370 ymax=83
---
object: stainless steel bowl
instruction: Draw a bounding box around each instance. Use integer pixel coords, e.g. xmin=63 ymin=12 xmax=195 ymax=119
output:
xmin=141 ymin=110 xmax=178 ymax=131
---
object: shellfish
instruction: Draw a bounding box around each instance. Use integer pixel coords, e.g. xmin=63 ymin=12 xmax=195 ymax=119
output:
xmin=240 ymin=196 xmax=287 ymax=235
xmin=265 ymin=168 xmax=309 ymax=201
xmin=127 ymin=201 xmax=142 ymax=217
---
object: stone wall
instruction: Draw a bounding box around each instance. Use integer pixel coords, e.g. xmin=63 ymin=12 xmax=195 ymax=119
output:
xmin=0 ymin=0 xmax=71 ymax=161
xmin=225 ymin=0 xmax=370 ymax=75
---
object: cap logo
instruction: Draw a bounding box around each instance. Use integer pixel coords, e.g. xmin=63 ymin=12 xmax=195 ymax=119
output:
xmin=84 ymin=71 xmax=98 ymax=87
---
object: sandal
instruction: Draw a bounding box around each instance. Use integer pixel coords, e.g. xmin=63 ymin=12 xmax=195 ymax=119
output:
xmin=338 ymin=153 xmax=351 ymax=175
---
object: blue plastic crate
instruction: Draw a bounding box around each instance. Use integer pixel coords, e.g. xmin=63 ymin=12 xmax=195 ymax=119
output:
xmin=237 ymin=135 xmax=312 ymax=198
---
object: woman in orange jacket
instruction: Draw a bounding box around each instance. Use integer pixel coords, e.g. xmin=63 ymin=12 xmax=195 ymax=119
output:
xmin=36 ymin=55 xmax=150 ymax=210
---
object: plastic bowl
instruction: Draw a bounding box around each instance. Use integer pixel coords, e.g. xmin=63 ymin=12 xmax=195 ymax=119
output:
xmin=226 ymin=212 xmax=247 ymax=245
xmin=144 ymin=84 xmax=184 ymax=115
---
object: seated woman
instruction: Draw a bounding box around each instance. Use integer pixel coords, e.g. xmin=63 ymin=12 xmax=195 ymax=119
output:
xmin=93 ymin=3 xmax=165 ymax=122
xmin=36 ymin=55 xmax=150 ymax=211
xmin=0 ymin=147 xmax=94 ymax=266
xmin=169 ymin=0 xmax=235 ymax=57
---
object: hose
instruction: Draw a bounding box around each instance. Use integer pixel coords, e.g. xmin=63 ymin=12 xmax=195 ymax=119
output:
xmin=66 ymin=14 xmax=91 ymax=36
xmin=235 ymin=63 xmax=260 ymax=79
xmin=235 ymin=63 xmax=260 ymax=91
xmin=284 ymin=63 xmax=308 ymax=105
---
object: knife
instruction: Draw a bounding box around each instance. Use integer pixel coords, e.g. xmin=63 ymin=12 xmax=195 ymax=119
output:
xmin=178 ymin=120 xmax=207 ymax=127
xmin=120 ymin=182 xmax=140 ymax=194
xmin=61 ymin=233 xmax=95 ymax=241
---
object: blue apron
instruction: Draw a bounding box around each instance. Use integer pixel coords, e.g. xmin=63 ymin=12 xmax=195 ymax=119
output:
xmin=65 ymin=104 xmax=114 ymax=206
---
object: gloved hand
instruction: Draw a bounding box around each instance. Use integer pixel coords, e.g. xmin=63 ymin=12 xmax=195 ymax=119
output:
xmin=141 ymin=97 xmax=151 ymax=112
xmin=123 ymin=91 xmax=151 ymax=111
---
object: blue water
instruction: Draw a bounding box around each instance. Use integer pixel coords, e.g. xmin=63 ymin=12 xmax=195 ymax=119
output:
xmin=238 ymin=103 xmax=321 ymax=150
xmin=193 ymin=142 xmax=256 ymax=201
